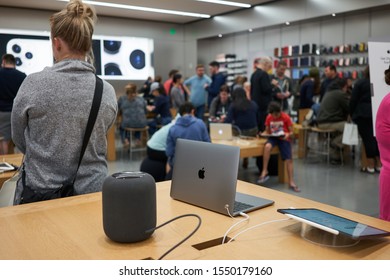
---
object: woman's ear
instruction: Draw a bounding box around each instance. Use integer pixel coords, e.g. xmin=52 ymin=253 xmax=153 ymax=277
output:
xmin=52 ymin=37 xmax=62 ymax=52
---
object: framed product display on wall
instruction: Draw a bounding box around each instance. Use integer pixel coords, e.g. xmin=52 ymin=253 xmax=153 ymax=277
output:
xmin=95 ymin=34 xmax=154 ymax=80
xmin=0 ymin=29 xmax=154 ymax=80
xmin=0 ymin=29 xmax=53 ymax=76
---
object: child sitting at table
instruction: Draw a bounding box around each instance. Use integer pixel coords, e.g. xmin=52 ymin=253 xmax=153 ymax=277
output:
xmin=257 ymin=101 xmax=300 ymax=192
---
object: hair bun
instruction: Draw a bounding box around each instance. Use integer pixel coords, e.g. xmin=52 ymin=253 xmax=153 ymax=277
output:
xmin=67 ymin=0 xmax=94 ymax=18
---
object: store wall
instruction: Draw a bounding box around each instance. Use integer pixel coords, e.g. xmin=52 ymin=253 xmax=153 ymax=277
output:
xmin=197 ymin=7 xmax=390 ymax=75
xmin=186 ymin=0 xmax=390 ymax=41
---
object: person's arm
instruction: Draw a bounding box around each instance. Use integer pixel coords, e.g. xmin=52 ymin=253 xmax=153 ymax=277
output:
xmin=11 ymin=78 xmax=32 ymax=153
xmin=284 ymin=114 xmax=294 ymax=140
xmin=283 ymin=125 xmax=293 ymax=140
xmin=270 ymin=75 xmax=281 ymax=100
xmin=262 ymin=114 xmax=271 ymax=135
xmin=285 ymin=77 xmax=294 ymax=99
xmin=183 ymin=76 xmax=193 ymax=87
xmin=260 ymin=73 xmax=274 ymax=106
xmin=165 ymin=129 xmax=175 ymax=167
xmin=170 ymin=87 xmax=181 ymax=109
xmin=183 ymin=84 xmax=191 ymax=98
xmin=144 ymin=101 xmax=148 ymax=115
xmin=151 ymin=96 xmax=161 ymax=114
xmin=262 ymin=125 xmax=271 ymax=135
xmin=209 ymin=97 xmax=218 ymax=118
xmin=206 ymin=73 xmax=226 ymax=97
xmin=204 ymin=75 xmax=212 ymax=84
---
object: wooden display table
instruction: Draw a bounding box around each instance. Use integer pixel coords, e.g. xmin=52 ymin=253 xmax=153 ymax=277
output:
xmin=0 ymin=153 xmax=23 ymax=188
xmin=212 ymin=137 xmax=287 ymax=183
xmin=1 ymin=180 xmax=389 ymax=260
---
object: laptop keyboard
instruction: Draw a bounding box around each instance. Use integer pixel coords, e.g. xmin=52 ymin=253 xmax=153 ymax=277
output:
xmin=234 ymin=201 xmax=254 ymax=213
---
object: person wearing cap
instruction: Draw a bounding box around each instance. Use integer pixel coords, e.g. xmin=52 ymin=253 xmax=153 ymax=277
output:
xmin=147 ymin=83 xmax=172 ymax=135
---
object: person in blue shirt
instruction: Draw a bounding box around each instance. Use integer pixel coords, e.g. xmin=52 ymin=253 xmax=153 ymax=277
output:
xmin=184 ymin=64 xmax=211 ymax=119
xmin=166 ymin=102 xmax=210 ymax=179
xmin=206 ymin=61 xmax=227 ymax=107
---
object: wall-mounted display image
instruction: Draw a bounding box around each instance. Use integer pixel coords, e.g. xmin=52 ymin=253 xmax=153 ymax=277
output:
xmin=96 ymin=35 xmax=154 ymax=80
xmin=0 ymin=29 xmax=154 ymax=80
xmin=0 ymin=29 xmax=53 ymax=76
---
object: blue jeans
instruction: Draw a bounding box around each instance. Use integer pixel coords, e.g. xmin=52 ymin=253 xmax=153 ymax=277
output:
xmin=311 ymin=103 xmax=320 ymax=117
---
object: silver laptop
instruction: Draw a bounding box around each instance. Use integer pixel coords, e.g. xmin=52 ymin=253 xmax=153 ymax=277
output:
xmin=209 ymin=123 xmax=233 ymax=140
xmin=170 ymin=139 xmax=274 ymax=216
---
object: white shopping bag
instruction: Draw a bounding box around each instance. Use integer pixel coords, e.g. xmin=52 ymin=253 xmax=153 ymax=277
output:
xmin=342 ymin=123 xmax=359 ymax=146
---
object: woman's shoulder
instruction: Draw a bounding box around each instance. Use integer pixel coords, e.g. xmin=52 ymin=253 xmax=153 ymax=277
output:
xmin=380 ymin=93 xmax=390 ymax=105
xmin=302 ymin=79 xmax=313 ymax=86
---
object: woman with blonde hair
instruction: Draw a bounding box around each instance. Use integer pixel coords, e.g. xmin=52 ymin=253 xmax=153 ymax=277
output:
xmin=11 ymin=0 xmax=117 ymax=204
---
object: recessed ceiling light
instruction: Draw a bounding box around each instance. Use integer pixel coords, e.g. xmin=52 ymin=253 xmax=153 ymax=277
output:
xmin=218 ymin=34 xmax=223 ymax=38
xmin=285 ymin=22 xmax=290 ymax=25
xmin=332 ymin=13 xmax=336 ymax=17
xmin=58 ymin=0 xmax=211 ymax=18
xmin=195 ymin=0 xmax=251 ymax=8
xmin=248 ymin=28 xmax=253 ymax=32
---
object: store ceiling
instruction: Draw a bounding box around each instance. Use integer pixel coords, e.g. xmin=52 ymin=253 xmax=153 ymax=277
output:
xmin=0 ymin=0 xmax=276 ymax=24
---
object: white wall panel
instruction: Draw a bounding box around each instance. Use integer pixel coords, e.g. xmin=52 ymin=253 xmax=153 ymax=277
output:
xmin=320 ymin=17 xmax=344 ymax=46
xmin=233 ymin=33 xmax=250 ymax=59
xmin=370 ymin=9 xmax=390 ymax=39
xmin=248 ymin=30 xmax=264 ymax=53
xmin=264 ymin=27 xmax=281 ymax=53
xmin=300 ymin=21 xmax=321 ymax=45
xmin=281 ymin=25 xmax=300 ymax=46
xmin=344 ymin=13 xmax=370 ymax=44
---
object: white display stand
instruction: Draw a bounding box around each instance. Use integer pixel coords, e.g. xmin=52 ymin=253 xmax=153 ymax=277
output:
xmin=299 ymin=223 xmax=359 ymax=248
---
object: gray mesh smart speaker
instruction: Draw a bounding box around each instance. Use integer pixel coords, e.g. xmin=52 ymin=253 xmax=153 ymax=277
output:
xmin=102 ymin=171 xmax=156 ymax=243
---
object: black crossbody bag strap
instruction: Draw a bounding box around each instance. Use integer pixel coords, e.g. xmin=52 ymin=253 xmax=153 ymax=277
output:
xmin=71 ymin=75 xmax=103 ymax=184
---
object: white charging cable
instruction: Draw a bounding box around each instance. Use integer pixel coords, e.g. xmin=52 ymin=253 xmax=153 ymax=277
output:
xmin=221 ymin=212 xmax=250 ymax=244
xmin=227 ymin=217 xmax=291 ymax=244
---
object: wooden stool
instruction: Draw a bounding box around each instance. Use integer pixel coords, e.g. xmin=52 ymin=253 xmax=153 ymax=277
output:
xmin=124 ymin=126 xmax=149 ymax=156
xmin=293 ymin=123 xmax=310 ymax=158
xmin=307 ymin=127 xmax=342 ymax=164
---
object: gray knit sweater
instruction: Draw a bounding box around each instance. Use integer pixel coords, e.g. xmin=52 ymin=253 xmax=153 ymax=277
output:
xmin=11 ymin=59 xmax=118 ymax=203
